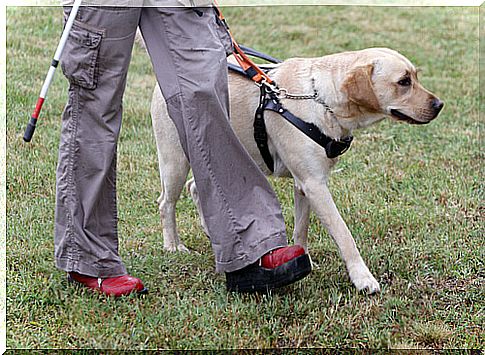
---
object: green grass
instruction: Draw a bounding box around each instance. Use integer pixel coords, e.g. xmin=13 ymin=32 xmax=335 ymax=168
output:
xmin=6 ymin=5 xmax=484 ymax=350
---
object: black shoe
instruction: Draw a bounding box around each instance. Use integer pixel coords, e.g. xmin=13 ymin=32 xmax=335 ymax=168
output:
xmin=226 ymin=245 xmax=312 ymax=293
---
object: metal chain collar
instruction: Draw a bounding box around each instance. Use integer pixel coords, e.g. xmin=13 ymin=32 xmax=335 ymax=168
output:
xmin=276 ymin=88 xmax=318 ymax=100
xmin=256 ymin=80 xmax=317 ymax=100
xmin=257 ymin=79 xmax=338 ymax=121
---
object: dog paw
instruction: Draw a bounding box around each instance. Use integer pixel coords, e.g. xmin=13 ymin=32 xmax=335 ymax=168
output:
xmin=177 ymin=244 xmax=190 ymax=253
xmin=353 ymin=275 xmax=380 ymax=294
xmin=164 ymin=244 xmax=190 ymax=253
xmin=349 ymin=267 xmax=380 ymax=294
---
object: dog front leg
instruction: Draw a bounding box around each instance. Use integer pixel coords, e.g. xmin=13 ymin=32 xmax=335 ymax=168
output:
xmin=293 ymin=182 xmax=311 ymax=252
xmin=303 ymin=180 xmax=380 ymax=294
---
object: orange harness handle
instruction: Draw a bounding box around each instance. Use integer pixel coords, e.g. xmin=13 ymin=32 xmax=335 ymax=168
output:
xmin=213 ymin=1 xmax=275 ymax=86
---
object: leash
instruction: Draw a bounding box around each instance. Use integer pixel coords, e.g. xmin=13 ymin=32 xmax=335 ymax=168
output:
xmin=213 ymin=1 xmax=277 ymax=89
xmin=215 ymin=2 xmax=323 ymax=102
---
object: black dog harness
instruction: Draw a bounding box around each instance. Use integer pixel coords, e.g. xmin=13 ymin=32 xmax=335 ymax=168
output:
xmin=228 ymin=49 xmax=353 ymax=173
xmin=254 ymin=85 xmax=353 ymax=172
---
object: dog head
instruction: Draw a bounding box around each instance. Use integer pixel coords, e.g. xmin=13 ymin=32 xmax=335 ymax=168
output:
xmin=340 ymin=48 xmax=444 ymax=124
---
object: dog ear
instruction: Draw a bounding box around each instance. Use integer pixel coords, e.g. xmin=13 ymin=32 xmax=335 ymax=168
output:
xmin=341 ymin=64 xmax=380 ymax=112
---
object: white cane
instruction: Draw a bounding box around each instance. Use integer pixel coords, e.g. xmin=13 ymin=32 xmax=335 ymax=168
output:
xmin=23 ymin=0 xmax=83 ymax=142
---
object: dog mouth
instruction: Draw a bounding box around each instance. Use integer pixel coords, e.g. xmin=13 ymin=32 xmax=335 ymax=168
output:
xmin=390 ymin=109 xmax=429 ymax=125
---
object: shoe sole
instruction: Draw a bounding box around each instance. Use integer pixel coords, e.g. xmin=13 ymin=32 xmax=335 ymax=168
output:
xmin=226 ymin=253 xmax=312 ymax=293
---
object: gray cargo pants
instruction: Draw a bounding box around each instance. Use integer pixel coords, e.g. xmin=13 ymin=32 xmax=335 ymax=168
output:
xmin=55 ymin=6 xmax=288 ymax=277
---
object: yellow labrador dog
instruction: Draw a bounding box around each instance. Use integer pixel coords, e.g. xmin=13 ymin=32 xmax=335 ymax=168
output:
xmin=150 ymin=48 xmax=443 ymax=293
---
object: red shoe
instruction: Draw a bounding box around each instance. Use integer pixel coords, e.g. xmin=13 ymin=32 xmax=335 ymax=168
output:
xmin=68 ymin=272 xmax=148 ymax=297
xmin=261 ymin=245 xmax=306 ymax=269
xmin=226 ymin=245 xmax=311 ymax=293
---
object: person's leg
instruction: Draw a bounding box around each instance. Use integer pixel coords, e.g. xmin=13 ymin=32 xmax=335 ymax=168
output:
xmin=139 ymin=7 xmax=292 ymax=273
xmin=55 ymin=6 xmax=145 ymax=295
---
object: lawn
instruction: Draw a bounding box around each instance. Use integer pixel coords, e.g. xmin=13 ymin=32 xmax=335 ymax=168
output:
xmin=6 ymin=4 xmax=484 ymax=350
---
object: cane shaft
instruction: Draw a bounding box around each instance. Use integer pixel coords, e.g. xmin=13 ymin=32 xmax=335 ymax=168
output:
xmin=23 ymin=0 xmax=82 ymax=143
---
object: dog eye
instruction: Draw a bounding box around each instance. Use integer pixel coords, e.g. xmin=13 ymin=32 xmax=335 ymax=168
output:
xmin=398 ymin=77 xmax=412 ymax=86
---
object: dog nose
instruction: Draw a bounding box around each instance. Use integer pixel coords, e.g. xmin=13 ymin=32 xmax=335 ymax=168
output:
xmin=432 ymin=98 xmax=444 ymax=113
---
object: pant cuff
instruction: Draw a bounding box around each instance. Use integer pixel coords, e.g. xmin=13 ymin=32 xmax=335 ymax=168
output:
xmin=215 ymin=232 xmax=288 ymax=273
xmin=56 ymin=258 xmax=128 ymax=279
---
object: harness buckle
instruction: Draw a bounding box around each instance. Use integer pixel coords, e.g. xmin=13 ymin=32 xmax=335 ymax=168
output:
xmin=260 ymin=78 xmax=280 ymax=95
xmin=325 ymin=136 xmax=354 ymax=159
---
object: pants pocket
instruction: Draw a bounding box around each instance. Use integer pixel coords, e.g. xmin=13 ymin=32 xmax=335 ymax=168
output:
xmin=61 ymin=21 xmax=104 ymax=90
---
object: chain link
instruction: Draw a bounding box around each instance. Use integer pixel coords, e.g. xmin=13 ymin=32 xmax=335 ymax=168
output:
xmin=255 ymin=80 xmax=318 ymax=100
xmin=255 ymin=77 xmax=339 ymax=125
xmin=280 ymin=89 xmax=319 ymax=100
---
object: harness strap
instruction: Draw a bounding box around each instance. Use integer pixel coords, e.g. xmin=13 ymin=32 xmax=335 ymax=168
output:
xmin=228 ymin=62 xmax=248 ymax=78
xmin=254 ymin=85 xmax=275 ymax=172
xmin=264 ymin=96 xmax=354 ymax=159
xmin=238 ymin=45 xmax=282 ymax=64
xmin=253 ymin=88 xmax=354 ymax=173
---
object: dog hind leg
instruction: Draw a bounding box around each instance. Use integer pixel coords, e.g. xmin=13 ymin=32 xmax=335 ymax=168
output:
xmin=158 ymin=165 xmax=190 ymax=253
xmin=152 ymin=85 xmax=190 ymax=253
xmin=186 ymin=178 xmax=210 ymax=236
